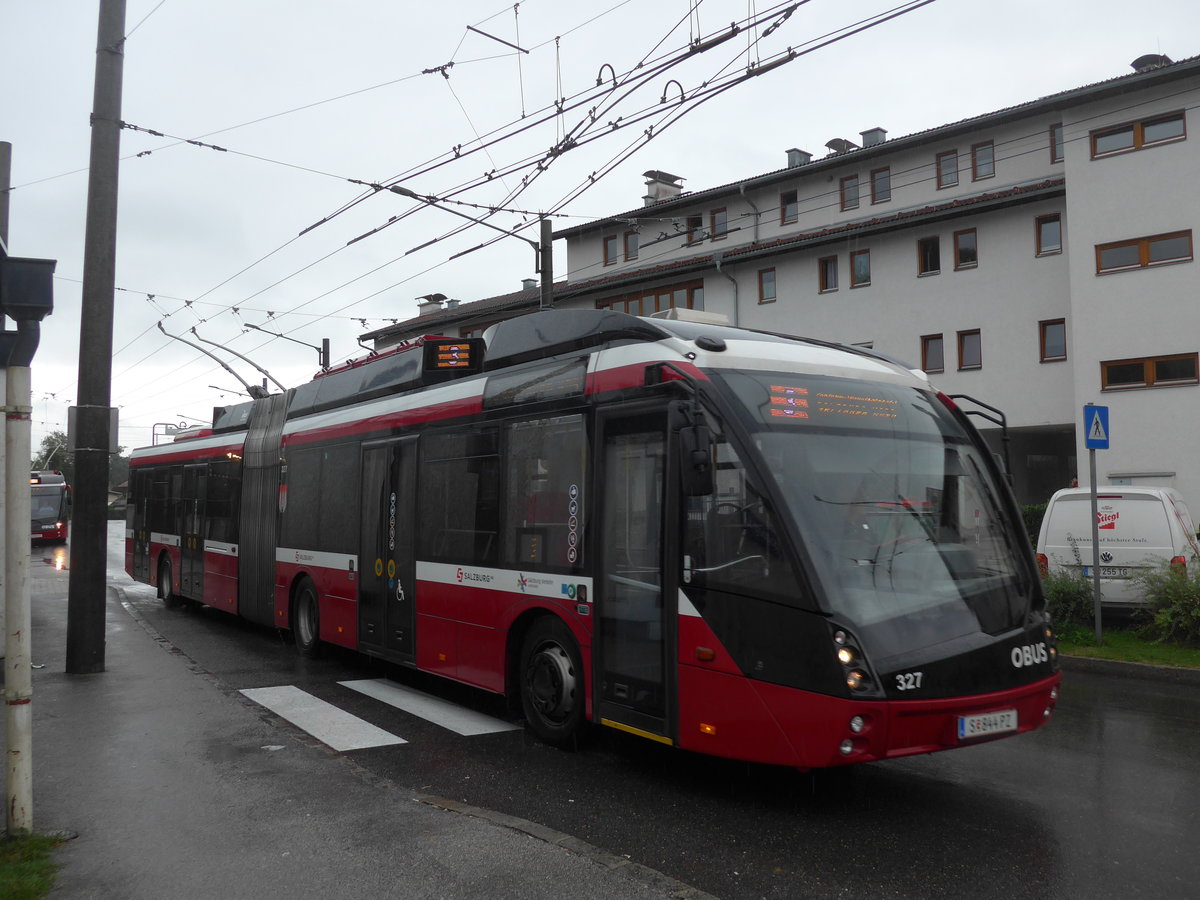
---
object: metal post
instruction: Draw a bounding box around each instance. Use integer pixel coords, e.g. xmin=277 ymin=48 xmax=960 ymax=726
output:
xmin=539 ymin=217 xmax=554 ymax=311
xmin=1 ymin=140 xmax=11 ymax=651
xmin=5 ymin=365 xmax=34 ymax=833
xmin=67 ymin=0 xmax=127 ymax=674
xmin=1089 ymin=447 xmax=1102 ymax=645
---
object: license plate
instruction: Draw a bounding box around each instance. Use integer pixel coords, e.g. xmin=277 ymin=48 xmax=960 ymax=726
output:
xmin=1082 ymin=566 xmax=1131 ymax=578
xmin=958 ymin=709 xmax=1018 ymax=741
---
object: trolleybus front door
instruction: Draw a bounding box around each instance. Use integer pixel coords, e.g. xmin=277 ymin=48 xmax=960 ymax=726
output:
xmin=359 ymin=436 xmax=417 ymax=662
xmin=595 ymin=407 xmax=676 ymax=745
xmin=129 ymin=469 xmax=151 ymax=582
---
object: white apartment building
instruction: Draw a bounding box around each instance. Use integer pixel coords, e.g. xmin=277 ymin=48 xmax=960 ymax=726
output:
xmin=364 ymin=53 xmax=1200 ymax=507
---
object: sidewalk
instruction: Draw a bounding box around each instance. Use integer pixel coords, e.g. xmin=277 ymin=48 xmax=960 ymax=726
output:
xmin=3 ymin=557 xmax=709 ymax=900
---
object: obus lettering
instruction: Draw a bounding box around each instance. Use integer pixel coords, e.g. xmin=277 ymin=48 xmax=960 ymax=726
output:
xmin=1011 ymin=642 xmax=1049 ymax=668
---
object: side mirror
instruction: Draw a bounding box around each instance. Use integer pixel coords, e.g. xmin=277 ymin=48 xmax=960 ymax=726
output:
xmin=678 ymin=424 xmax=714 ymax=497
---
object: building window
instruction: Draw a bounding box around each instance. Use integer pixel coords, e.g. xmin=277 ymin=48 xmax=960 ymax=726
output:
xmin=850 ymin=249 xmax=871 ymax=287
xmin=1050 ymin=123 xmax=1064 ymax=162
xmin=917 ymin=236 xmax=940 ymax=275
xmin=936 ymin=150 xmax=958 ymax=188
xmin=840 ymin=175 xmax=860 ymax=211
xmin=603 ymin=234 xmax=618 ymax=266
xmin=1096 ymin=230 xmax=1193 ymax=273
xmin=870 ymin=167 xmax=891 ymax=204
xmin=818 ymin=256 xmax=838 ymax=292
xmin=1091 ymin=111 xmax=1186 ymax=158
xmin=954 ymin=229 xmax=978 ymax=269
xmin=971 ymin=141 xmax=995 ymax=180
xmin=958 ymin=329 xmax=982 ymax=370
xmin=781 ymin=190 xmax=798 ymax=225
xmin=921 ymin=334 xmax=945 ymax=373
xmin=1040 ymin=319 xmax=1067 ymax=362
xmin=598 ymin=280 xmax=703 ymax=316
xmin=1036 ymin=215 xmax=1062 ymax=256
xmin=758 ymin=268 xmax=777 ymax=304
xmin=624 ymin=230 xmax=639 ymax=261
xmin=1101 ymin=352 xmax=1198 ymax=390
xmin=685 ymin=215 xmax=703 ymax=245
xmin=710 ymin=208 xmax=728 ymax=240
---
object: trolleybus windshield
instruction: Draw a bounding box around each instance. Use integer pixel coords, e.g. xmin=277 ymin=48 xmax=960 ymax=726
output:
xmin=720 ymin=372 xmax=1030 ymax=668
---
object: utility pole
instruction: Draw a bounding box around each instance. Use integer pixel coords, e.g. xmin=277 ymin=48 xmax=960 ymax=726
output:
xmin=67 ymin=0 xmax=127 ymax=675
xmin=1 ymin=140 xmax=11 ymax=651
xmin=539 ymin=217 xmax=554 ymax=311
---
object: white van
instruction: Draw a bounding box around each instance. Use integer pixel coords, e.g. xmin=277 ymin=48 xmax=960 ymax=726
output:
xmin=1035 ymin=487 xmax=1200 ymax=609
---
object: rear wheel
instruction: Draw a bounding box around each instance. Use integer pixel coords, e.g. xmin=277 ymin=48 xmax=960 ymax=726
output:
xmin=158 ymin=558 xmax=181 ymax=608
xmin=292 ymin=578 xmax=322 ymax=658
xmin=519 ymin=617 xmax=585 ymax=747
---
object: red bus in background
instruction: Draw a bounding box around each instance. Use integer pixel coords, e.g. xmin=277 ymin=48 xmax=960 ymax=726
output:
xmin=31 ymin=470 xmax=70 ymax=543
xmin=125 ymin=309 xmax=1060 ymax=769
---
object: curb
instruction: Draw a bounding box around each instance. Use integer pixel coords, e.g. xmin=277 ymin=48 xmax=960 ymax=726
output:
xmin=1058 ymin=653 xmax=1200 ymax=685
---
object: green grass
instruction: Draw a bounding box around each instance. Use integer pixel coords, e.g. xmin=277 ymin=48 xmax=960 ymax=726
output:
xmin=1057 ymin=624 xmax=1200 ymax=669
xmin=0 ymin=833 xmax=62 ymax=900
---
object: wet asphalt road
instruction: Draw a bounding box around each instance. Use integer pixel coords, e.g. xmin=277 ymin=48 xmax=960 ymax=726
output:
xmin=90 ymin=528 xmax=1200 ymax=899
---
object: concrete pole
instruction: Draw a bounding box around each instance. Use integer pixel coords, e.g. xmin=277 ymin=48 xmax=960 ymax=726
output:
xmin=539 ymin=217 xmax=554 ymax=310
xmin=1 ymin=140 xmax=11 ymax=653
xmin=5 ymin=365 xmax=34 ymax=833
xmin=67 ymin=0 xmax=126 ymax=674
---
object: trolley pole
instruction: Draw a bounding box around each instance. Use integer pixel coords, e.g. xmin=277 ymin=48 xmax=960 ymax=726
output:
xmin=67 ymin=0 xmax=127 ymax=675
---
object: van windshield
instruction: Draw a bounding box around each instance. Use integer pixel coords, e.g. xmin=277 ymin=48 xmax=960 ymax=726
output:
xmin=719 ymin=372 xmax=1031 ymax=668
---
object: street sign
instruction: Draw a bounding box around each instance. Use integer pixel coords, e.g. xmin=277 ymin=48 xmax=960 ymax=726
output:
xmin=1084 ymin=405 xmax=1110 ymax=450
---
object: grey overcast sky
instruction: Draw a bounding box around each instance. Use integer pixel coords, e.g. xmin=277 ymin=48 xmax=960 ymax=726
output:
xmin=4 ymin=0 xmax=1199 ymax=452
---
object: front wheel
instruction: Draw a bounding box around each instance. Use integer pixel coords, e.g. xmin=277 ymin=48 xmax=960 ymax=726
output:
xmin=292 ymin=577 xmax=322 ymax=658
xmin=158 ymin=558 xmax=181 ymax=608
xmin=519 ymin=617 xmax=585 ymax=748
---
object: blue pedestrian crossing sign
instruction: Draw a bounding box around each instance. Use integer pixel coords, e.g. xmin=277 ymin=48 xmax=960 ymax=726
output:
xmin=1084 ymin=405 xmax=1110 ymax=450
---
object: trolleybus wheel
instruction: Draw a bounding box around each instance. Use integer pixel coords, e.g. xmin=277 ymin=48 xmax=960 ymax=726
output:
xmin=293 ymin=578 xmax=322 ymax=658
xmin=158 ymin=558 xmax=181 ymax=608
xmin=519 ymin=617 xmax=584 ymax=747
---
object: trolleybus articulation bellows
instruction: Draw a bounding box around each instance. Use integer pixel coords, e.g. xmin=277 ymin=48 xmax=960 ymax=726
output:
xmin=126 ymin=309 xmax=1060 ymax=768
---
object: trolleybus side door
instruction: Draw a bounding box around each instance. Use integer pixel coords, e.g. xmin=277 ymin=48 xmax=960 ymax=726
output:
xmin=594 ymin=405 xmax=678 ymax=745
xmin=180 ymin=463 xmax=206 ymax=599
xmin=359 ymin=436 xmax=417 ymax=662
xmin=129 ymin=469 xmax=152 ymax=581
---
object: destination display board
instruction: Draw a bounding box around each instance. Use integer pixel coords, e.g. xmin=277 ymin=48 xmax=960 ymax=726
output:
xmin=422 ymin=338 xmax=484 ymax=374
xmin=766 ymin=383 xmax=900 ymax=424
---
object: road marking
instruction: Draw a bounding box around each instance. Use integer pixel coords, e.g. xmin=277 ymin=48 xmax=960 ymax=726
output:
xmin=339 ymin=679 xmax=521 ymax=736
xmin=240 ymin=685 xmax=407 ymax=751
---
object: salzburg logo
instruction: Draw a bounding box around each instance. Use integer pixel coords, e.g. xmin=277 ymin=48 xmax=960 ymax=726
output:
xmin=518 ymin=573 xmax=528 ymax=592
xmin=456 ymin=568 xmax=464 ymax=583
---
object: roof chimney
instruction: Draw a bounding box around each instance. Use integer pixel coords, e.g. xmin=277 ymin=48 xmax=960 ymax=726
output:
xmin=1131 ymin=53 xmax=1172 ymax=73
xmin=522 ymin=278 xmax=537 ymax=291
xmin=416 ymin=292 xmax=446 ymax=316
xmin=824 ymin=138 xmax=859 ymax=155
xmin=642 ymin=170 xmax=685 ymax=205
xmin=860 ymin=127 xmax=887 ymax=148
xmin=786 ymin=148 xmax=813 ymax=167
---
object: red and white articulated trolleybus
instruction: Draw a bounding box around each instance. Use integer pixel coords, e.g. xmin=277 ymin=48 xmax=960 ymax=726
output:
xmin=31 ymin=470 xmax=71 ymax=543
xmin=126 ymin=309 xmax=1060 ymax=768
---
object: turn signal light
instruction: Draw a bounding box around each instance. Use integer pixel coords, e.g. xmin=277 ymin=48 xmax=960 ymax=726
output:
xmin=699 ymin=722 xmax=717 ymax=736
xmin=1170 ymin=556 xmax=1187 ymax=574
xmin=1036 ymin=553 xmax=1049 ymax=577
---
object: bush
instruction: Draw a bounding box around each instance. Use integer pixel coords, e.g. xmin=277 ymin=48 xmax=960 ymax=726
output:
xmin=1135 ymin=562 xmax=1200 ymax=645
xmin=1022 ymin=503 xmax=1047 ymax=545
xmin=1042 ymin=567 xmax=1094 ymax=630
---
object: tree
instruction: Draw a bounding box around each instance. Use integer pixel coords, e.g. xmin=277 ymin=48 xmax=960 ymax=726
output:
xmin=32 ymin=430 xmax=72 ymax=483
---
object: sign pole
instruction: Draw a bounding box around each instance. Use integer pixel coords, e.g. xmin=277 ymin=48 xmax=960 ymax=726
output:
xmin=1089 ymin=445 xmax=1102 ymax=645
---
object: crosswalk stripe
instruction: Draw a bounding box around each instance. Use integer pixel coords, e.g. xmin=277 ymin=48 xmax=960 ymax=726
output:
xmin=339 ymin=679 xmax=521 ymax=736
xmin=240 ymin=685 xmax=407 ymax=751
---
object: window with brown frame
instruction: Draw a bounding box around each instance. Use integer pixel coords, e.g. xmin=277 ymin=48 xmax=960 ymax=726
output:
xmin=840 ymin=175 xmax=860 ymax=211
xmin=954 ymin=229 xmax=978 ymax=269
xmin=971 ymin=141 xmax=995 ymax=180
xmin=818 ymin=256 xmax=838 ymax=292
xmin=597 ymin=279 xmax=704 ymax=316
xmin=624 ymin=230 xmax=639 ymax=261
xmin=710 ymin=208 xmax=728 ymax=240
xmin=1036 ymin=214 xmax=1062 ymax=256
xmin=1091 ymin=111 xmax=1186 ymax=158
xmin=1039 ymin=319 xmax=1066 ymax=362
xmin=603 ymin=234 xmax=618 ymax=266
xmin=1101 ymin=352 xmax=1198 ymax=390
xmin=921 ymin=334 xmax=945 ymax=373
xmin=850 ymin=249 xmax=871 ymax=287
xmin=936 ymin=150 xmax=958 ymax=188
xmin=870 ymin=167 xmax=891 ymax=204
xmin=758 ymin=268 xmax=777 ymax=304
xmin=917 ymin=236 xmax=940 ymax=275
xmin=685 ymin=215 xmax=704 ymax=245
xmin=1096 ymin=230 xmax=1192 ymax=273
xmin=780 ymin=190 xmax=798 ymax=225
xmin=1050 ymin=123 xmax=1064 ymax=162
xmin=958 ymin=329 xmax=982 ymax=370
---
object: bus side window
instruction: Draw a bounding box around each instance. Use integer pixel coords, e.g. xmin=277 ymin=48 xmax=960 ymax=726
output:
xmin=419 ymin=429 xmax=500 ymax=565
xmin=503 ymin=414 xmax=586 ymax=570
